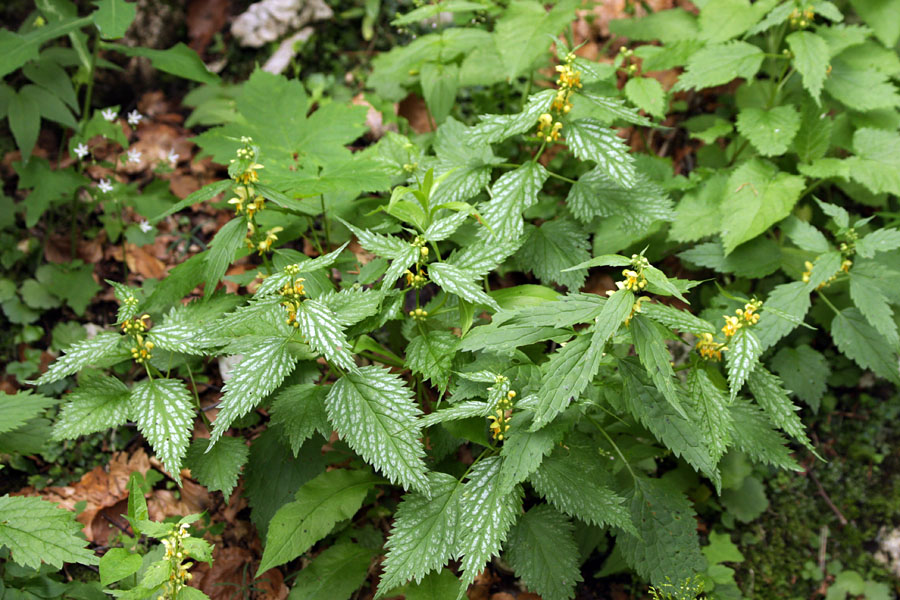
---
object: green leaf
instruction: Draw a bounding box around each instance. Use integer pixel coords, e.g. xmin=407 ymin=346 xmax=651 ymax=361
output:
xmin=492 ymin=0 xmax=579 ymax=80
xmin=616 ymin=477 xmax=705 ymax=586
xmin=9 ymin=88 xmax=41 ymax=162
xmin=506 ymin=504 xmax=582 ymax=600
xmin=781 ymin=216 xmax=831 ymax=254
xmin=792 ymin=102 xmax=833 ymax=162
xmin=0 ymin=495 xmax=98 ymax=569
xmin=687 ymin=368 xmax=732 ymax=463
xmin=850 ymin=0 xmax=900 ymax=46
xmin=0 ymin=391 xmax=56 ymax=435
xmin=831 ymin=307 xmax=900 ymax=384
xmin=35 ymin=261 xmax=100 ymax=316
xmin=92 ymin=0 xmax=136 ymax=39
xmin=377 ymin=473 xmax=462 ymax=595
xmin=735 ymin=105 xmax=800 ymax=156
xmin=529 ymin=437 xmax=632 ymax=530
xmin=151 ymin=179 xmax=233 ymax=223
xmin=420 ymin=62 xmax=458 ymax=123
xmin=567 ymin=170 xmax=673 ymax=229
xmin=457 ymin=457 xmax=523 ymax=589
xmin=470 ymin=89 xmax=556 ymax=145
xmin=703 ymin=530 xmax=745 ymax=565
xmin=203 ymin=217 xmax=246 ymax=298
xmin=564 ymin=118 xmax=636 ymax=188
xmin=729 ymin=399 xmax=801 ymax=470
xmin=698 ymin=0 xmax=776 ymax=42
xmin=296 ymin=300 xmax=356 ymax=371
xmin=27 ymin=83 xmax=76 ymax=128
xmin=754 ymin=282 xmax=811 ymax=350
xmin=726 ymin=327 xmax=762 ymax=400
xmin=287 ymin=543 xmax=376 ymax=600
xmin=848 ymin=128 xmax=900 ymax=197
xmin=407 ymin=330 xmax=458 ymax=394
xmin=35 ymin=332 xmax=122 ymax=385
xmin=609 ymin=9 xmax=699 ymax=43
xmin=23 ymin=56 xmax=78 ymax=111
xmin=747 ymin=367 xmax=814 ymax=452
xmin=106 ymin=42 xmax=219 ymax=84
xmin=624 ymin=77 xmax=666 ymax=118
xmin=479 ymin=162 xmax=548 ymax=241
xmin=52 ymin=373 xmax=129 ymax=440
xmin=326 ymin=366 xmax=430 ymax=493
xmin=824 ymin=58 xmax=900 ymax=112
xmin=642 ymin=302 xmax=716 ymax=336
xmin=805 ymin=250 xmax=843 ymax=291
xmin=210 ymin=338 xmax=297 ymax=444
xmin=100 ymin=548 xmax=142 ymax=586
xmin=720 ymin=159 xmax=805 ymax=254
xmin=0 ymin=17 xmax=91 ymax=80
xmin=400 ymin=569 xmax=461 ymax=600
xmin=499 ymin=412 xmax=569 ymax=491
xmin=185 ymin=436 xmax=248 ymax=497
xmin=430 ymin=118 xmax=501 ymax=205
xmin=850 ymin=272 xmax=898 ymax=347
xmin=673 ymin=41 xmax=764 ymax=91
xmin=770 ymin=345 xmax=830 ymax=412
xmin=259 ymin=469 xmax=381 ymax=573
xmin=787 ymin=31 xmax=829 ymax=102
xmin=856 ymin=228 xmax=900 ymax=258
xmin=631 ymin=315 xmax=686 ymax=418
xmin=130 ymin=378 xmax=194 ymax=483
xmin=430 ymin=262 xmax=500 ymax=311
xmin=269 ymin=384 xmax=330 ymax=456
xmin=516 ymin=219 xmax=590 ymax=291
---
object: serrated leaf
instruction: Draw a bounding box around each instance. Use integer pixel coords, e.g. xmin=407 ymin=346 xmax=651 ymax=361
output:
xmin=856 ymin=228 xmax=900 ymax=259
xmin=270 ymin=384 xmax=330 ymax=456
xmin=296 ymin=300 xmax=356 ymax=371
xmin=673 ymin=41 xmax=764 ymax=91
xmin=616 ymin=477 xmax=705 ymax=586
xmin=642 ymin=302 xmax=716 ymax=336
xmin=728 ymin=399 xmax=801 ymax=470
xmin=564 ymin=118 xmax=636 ymax=188
xmin=479 ymin=162 xmax=548 ymax=241
xmin=457 ymin=457 xmax=523 ymax=590
xmin=735 ymin=105 xmax=800 ymax=156
xmin=726 ymin=328 xmax=762 ymax=400
xmin=287 ymin=542 xmax=376 ymax=600
xmin=52 ymin=374 xmax=129 ymax=440
xmin=781 ymin=216 xmax=831 ymax=254
xmin=255 ymin=243 xmax=349 ymax=297
xmin=577 ymin=92 xmax=655 ymax=126
xmin=850 ymin=272 xmax=898 ymax=347
xmin=469 ymin=89 xmax=556 ymax=145
xmin=0 ymin=495 xmax=98 ymax=569
xmin=720 ymin=159 xmax=805 ymax=254
xmin=747 ymin=367 xmax=814 ymax=452
xmin=210 ymin=338 xmax=297 ymax=444
xmin=754 ymin=281 xmax=811 ymax=351
xmin=430 ymin=117 xmax=500 ymax=205
xmin=805 ymin=250 xmax=843 ymax=291
xmin=832 ymin=307 xmax=900 ymax=383
xmin=506 ymin=504 xmax=582 ymax=600
xmin=848 ymin=128 xmax=900 ymax=197
xmin=407 ymin=330 xmax=459 ymax=394
xmin=669 ymin=172 xmax=727 ymax=242
xmin=516 ymin=219 xmax=590 ymax=291
xmin=184 ymin=436 xmax=248 ymax=497
xmin=500 ymin=412 xmax=569 ymax=492
xmin=449 ymin=239 xmax=521 ymax=278
xmin=326 ymin=366 xmax=430 ymax=493
xmin=0 ymin=391 xmax=56 ymax=435
xmin=203 ymin=217 xmax=246 ymax=298
xmin=631 ymin=315 xmax=686 ymax=418
xmin=792 ymin=102 xmax=833 ymax=163
xmin=687 ymin=369 xmax=732 ymax=463
xmin=421 ymin=400 xmax=492 ymax=428
xmin=771 ymin=345 xmax=829 ymax=412
xmin=567 ymin=170 xmax=673 ymax=228
xmin=130 ymin=378 xmax=195 ymax=484
xmin=424 ymin=210 xmax=470 ymax=242
xmin=825 ymin=58 xmax=900 ymax=112
xmin=624 ymin=77 xmax=666 ymax=118
xmin=147 ymin=322 xmax=205 ymax=356
xmin=430 ymin=262 xmax=500 ymax=311
xmin=258 ymin=469 xmax=382 ymax=573
xmin=787 ymin=31 xmax=829 ymax=102
xmin=34 ymin=332 xmax=122 ymax=385
xmin=377 ymin=473 xmax=463 ymax=595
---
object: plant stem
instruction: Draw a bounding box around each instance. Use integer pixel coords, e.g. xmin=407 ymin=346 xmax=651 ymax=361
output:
xmin=320 ymin=194 xmax=331 ymax=248
xmin=587 ymin=414 xmax=637 ymax=481
xmin=817 ymin=290 xmax=841 ymax=316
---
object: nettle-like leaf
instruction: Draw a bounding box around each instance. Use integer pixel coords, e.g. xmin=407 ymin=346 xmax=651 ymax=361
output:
xmin=269 ymin=383 xmax=331 ymax=455
xmin=325 ymin=366 xmax=430 ymax=493
xmin=563 ymin=118 xmax=636 ymax=187
xmin=203 ymin=216 xmax=246 ymax=298
xmin=34 ymin=332 xmax=123 ymax=385
xmin=771 ymin=345 xmax=830 ymax=412
xmin=499 ymin=412 xmax=570 ymax=492
xmin=856 ymin=228 xmax=900 ymax=259
xmin=728 ymin=399 xmax=800 ymax=471
xmin=147 ymin=322 xmax=205 ymax=356
xmin=430 ymin=117 xmax=502 ymax=205
xmin=735 ymin=105 xmax=800 ymax=156
xmin=0 ymin=391 xmax=55 ymax=435
xmin=449 ymin=238 xmax=521 ymax=278
xmin=429 ymin=262 xmax=500 ymax=311
xmin=849 ymin=271 xmax=899 ymax=347
xmin=255 ymin=243 xmax=349 ymax=297
xmin=687 ymin=368 xmax=732 ymax=463
xmin=296 ymin=299 xmax=357 ymax=371
xmin=0 ymin=495 xmax=98 ymax=570
xmin=210 ymin=337 xmax=297 ymax=444
xmin=289 ymin=542 xmax=376 ymax=600
xmin=378 ymin=473 xmax=463 ymax=595
xmin=673 ymin=40 xmax=765 ymax=91
xmin=631 ymin=315 xmax=685 ymax=418
xmin=130 ymin=378 xmax=195 ymax=483
xmin=642 ymin=302 xmax=716 ymax=336
xmin=516 ymin=219 xmax=590 ymax=291
xmin=469 ymin=88 xmax=556 ymax=145
xmin=407 ymin=329 xmax=459 ymax=394
xmin=342 ymin=221 xmax=418 ymax=289
xmin=747 ymin=366 xmax=815 ymax=452
xmin=52 ymin=373 xmax=130 ymax=440
xmin=479 ymin=162 xmax=548 ymax=241
xmin=505 ymin=504 xmax=582 ymax=600
xmin=424 ymin=210 xmax=469 ymax=242
xmin=831 ymin=307 xmax=900 ymax=384
xmin=848 ymin=128 xmax=900 ymax=198
xmin=726 ymin=328 xmax=762 ymax=400
xmin=184 ymin=436 xmax=248 ymax=497
xmin=754 ymin=282 xmax=811 ymax=350
xmin=566 ymin=170 xmax=673 ymax=229
xmin=787 ymin=31 xmax=829 ymax=102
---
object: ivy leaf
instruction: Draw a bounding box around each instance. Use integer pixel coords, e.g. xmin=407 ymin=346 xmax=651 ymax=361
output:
xmin=564 ymin=118 xmax=636 ymax=188
xmin=34 ymin=332 xmax=122 ymax=385
xmin=849 ymin=273 xmax=899 ymax=347
xmin=258 ymin=469 xmax=382 ymax=573
xmin=673 ymin=41 xmax=765 ymax=91
xmin=770 ymin=345 xmax=829 ymax=412
xmin=726 ymin=327 xmax=762 ymax=401
xmin=479 ymin=162 xmax=548 ymax=241
xmin=506 ymin=504 xmax=582 ymax=600
xmin=616 ymin=477 xmax=705 ymax=586
xmin=729 ymin=399 xmax=801 ymax=471
xmin=52 ymin=373 xmax=130 ymax=440
xmin=130 ymin=378 xmax=195 ymax=483
xmin=831 ymin=307 xmax=900 ymax=384
xmin=209 ymin=338 xmax=297 ymax=445
xmin=377 ymin=473 xmax=462 ymax=595
xmin=470 ymin=89 xmax=556 ymax=144
xmin=184 ymin=437 xmax=248 ymax=497
xmin=203 ymin=217 xmax=246 ymax=298
xmin=516 ymin=219 xmax=590 ymax=291
xmin=567 ymin=170 xmax=673 ymax=228
xmin=735 ymin=105 xmax=800 ymax=156
xmin=856 ymin=228 xmax=900 ymax=259
xmin=720 ymin=159 xmax=805 ymax=254
xmin=787 ymin=31 xmax=829 ymax=102
xmin=687 ymin=368 xmax=733 ymax=463
xmin=269 ymin=384 xmax=330 ymax=456
xmin=747 ymin=367 xmax=815 ymax=453
xmin=326 ymin=366 xmax=430 ymax=494
xmin=624 ymin=77 xmax=666 ymax=118
xmin=430 ymin=262 xmax=500 ymax=311
xmin=457 ymin=457 xmax=523 ymax=590
xmin=296 ymin=300 xmax=356 ymax=371
xmin=407 ymin=330 xmax=459 ymax=394
xmin=631 ymin=315 xmax=686 ymax=418
xmin=0 ymin=495 xmax=98 ymax=569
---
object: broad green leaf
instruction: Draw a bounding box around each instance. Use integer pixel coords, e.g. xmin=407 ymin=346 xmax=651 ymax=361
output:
xmin=407 ymin=329 xmax=458 ymax=394
xmin=754 ymin=281 xmax=811 ymax=350
xmin=9 ymin=88 xmax=41 ymax=162
xmin=287 ymin=542 xmax=376 ymax=600
xmin=567 ymin=170 xmax=673 ymax=228
xmin=106 ymin=42 xmax=219 ymax=84
xmin=516 ymin=219 xmax=590 ymax=291
xmin=430 ymin=117 xmax=501 ymax=205
xmin=420 ymin=62 xmax=458 ymax=123
xmin=747 ymin=367 xmax=814 ymax=452
xmin=617 ymin=477 xmax=705 ymax=586
xmin=0 ymin=495 xmax=98 ymax=569
xmin=506 ymin=504 xmax=582 ymax=600
xmin=770 ymin=345 xmax=830 ymax=412
xmin=493 ymin=0 xmax=579 ymax=80
xmin=209 ymin=337 xmax=297 ymax=444
xmin=92 ymin=0 xmax=136 ymax=39
xmin=669 ymin=172 xmax=727 ymax=242
xmin=259 ymin=469 xmax=381 ymax=573
xmin=673 ymin=41 xmax=764 ymax=91
xmin=720 ymin=159 xmax=805 ymax=254
xmin=34 ymin=332 xmax=122 ymax=385
xmin=609 ymin=9 xmax=699 ymax=43
xmin=469 ymin=89 xmax=556 ymax=145
xmin=848 ymin=128 xmax=900 ymax=197
xmin=400 ymin=569 xmax=460 ymax=600
xmin=687 ymin=369 xmax=732 ymax=463
xmin=0 ymin=17 xmax=91 ymax=80
xmin=203 ymin=217 xmax=246 ymax=298
xmin=424 ymin=210 xmax=469 ymax=242
xmin=729 ymin=399 xmax=801 ymax=471
xmin=479 ymin=162 xmax=548 ymax=241
xmin=147 ymin=322 xmax=205 ymax=356
xmin=27 ymin=83 xmax=76 ymax=129
xmin=642 ymin=302 xmax=716 ymax=336
xmin=100 ymin=547 xmax=142 ymax=586
xmin=564 ymin=118 xmax=636 ymax=188
xmin=787 ymin=31 xmax=829 ymax=102
xmin=698 ymin=0 xmax=776 ymax=42
xmin=831 ymin=307 xmax=900 ymax=383
xmin=52 ymin=373 xmax=129 ymax=440
xmin=624 ymin=77 xmax=665 ymax=118
xmin=824 ymin=58 xmax=900 ymax=112
xmin=531 ymin=335 xmax=599 ymax=429
xmin=377 ymin=473 xmax=462 ymax=594
xmin=326 ymin=366 xmax=430 ymax=493
xmin=850 ymin=0 xmax=900 ymax=46
xmin=500 ymin=412 xmax=569 ymax=492
xmin=450 ymin=238 xmax=521 ymax=277
xmin=726 ymin=327 xmax=762 ymax=400
xmin=805 ymin=250 xmax=843 ymax=291
xmin=269 ymin=384 xmax=330 ymax=456
xmin=781 ymin=216 xmax=831 ymax=253
xmin=0 ymin=391 xmax=56 ymax=435
xmin=631 ymin=315 xmax=686 ymax=418
xmin=792 ymin=102 xmax=833 ymax=162
xmin=430 ymin=262 xmax=500 ymax=311
xmin=130 ymin=378 xmax=194 ymax=483
xmin=735 ymin=105 xmax=800 ymax=156
xmin=856 ymin=228 xmax=900 ymax=258
xmin=850 ymin=272 xmax=898 ymax=347
xmin=23 ymin=57 xmax=78 ymax=111
xmin=746 ymin=1 xmax=795 ymax=35
xmin=184 ymin=436 xmax=248 ymax=497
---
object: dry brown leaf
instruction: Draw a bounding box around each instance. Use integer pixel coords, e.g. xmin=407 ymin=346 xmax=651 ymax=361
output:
xmin=125 ymin=243 xmax=168 ymax=279
xmin=256 ymin=568 xmax=289 ymax=600
xmin=190 ymin=546 xmax=255 ymax=600
xmin=398 ymin=93 xmax=435 ymax=134
xmin=187 ymin=0 xmax=230 ymax=54
xmin=147 ymin=479 xmax=209 ymax=522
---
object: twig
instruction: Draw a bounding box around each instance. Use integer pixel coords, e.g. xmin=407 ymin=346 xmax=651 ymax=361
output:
xmin=809 ymin=470 xmax=848 ymax=526
xmin=818 ymin=525 xmax=829 ymax=574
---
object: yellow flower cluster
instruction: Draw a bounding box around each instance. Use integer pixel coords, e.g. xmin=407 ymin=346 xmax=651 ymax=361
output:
xmin=256 ymin=226 xmax=283 ymax=255
xmin=722 ymin=300 xmax=762 ymax=338
xmin=696 ymin=332 xmax=727 ymax=362
xmin=534 ymin=54 xmax=581 ymax=142
xmin=801 ymin=258 xmax=852 ymax=289
xmin=279 ymin=278 xmax=306 ymax=328
xmin=537 ymin=113 xmax=563 ymax=142
xmin=122 ymin=314 xmax=154 ymax=364
xmin=230 ymin=137 xmax=264 ymax=185
xmin=789 ymin=4 xmax=815 ymax=28
xmin=624 ymin=296 xmax=649 ymax=326
xmin=488 ymin=390 xmax=516 ymax=441
xmin=228 ymin=186 xmax=266 ymax=218
xmin=405 ymin=267 xmax=428 ymax=289
xmin=121 ymin=314 xmax=149 ymax=335
xmin=162 ymin=523 xmax=194 ymax=597
xmin=409 ymin=307 xmax=428 ymax=321
xmin=616 ymin=269 xmax=647 ymax=293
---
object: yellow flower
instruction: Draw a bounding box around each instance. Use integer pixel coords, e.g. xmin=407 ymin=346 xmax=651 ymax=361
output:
xmin=696 ymin=332 xmax=726 ymax=361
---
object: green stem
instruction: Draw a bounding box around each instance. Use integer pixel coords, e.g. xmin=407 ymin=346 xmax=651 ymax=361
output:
xmin=320 ymin=195 xmax=331 ymax=248
xmin=498 ymin=162 xmax=576 ymax=184
xmin=817 ymin=290 xmax=841 ymax=316
xmin=80 ymin=35 xmax=100 ymax=128
xmin=587 ymin=414 xmax=637 ymax=481
xmin=186 ymin=362 xmax=211 ymax=428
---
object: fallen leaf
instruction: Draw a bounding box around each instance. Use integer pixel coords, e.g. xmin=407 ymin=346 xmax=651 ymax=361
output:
xmin=125 ymin=243 xmax=167 ymax=279
xmin=189 ymin=546 xmax=255 ymax=600
xmin=187 ymin=0 xmax=230 ymax=55
xmin=148 ymin=479 xmax=209 ymax=522
xmin=256 ymin=567 xmax=289 ymax=600
xmin=398 ymin=94 xmax=435 ymax=134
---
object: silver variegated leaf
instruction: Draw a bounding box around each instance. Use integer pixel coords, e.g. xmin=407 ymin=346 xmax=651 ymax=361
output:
xmin=296 ymin=299 xmax=356 ymax=371
xmin=34 ymin=332 xmax=123 ymax=385
xmin=130 ymin=378 xmax=195 ymax=483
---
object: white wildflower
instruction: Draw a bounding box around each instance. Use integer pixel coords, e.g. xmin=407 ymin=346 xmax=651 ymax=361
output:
xmin=127 ymin=148 xmax=142 ymax=164
xmin=74 ymin=143 xmax=89 ymax=160
xmin=102 ymin=108 xmax=118 ymax=122
xmin=167 ymin=149 xmax=179 ymax=166
xmin=139 ymin=220 xmax=153 ymax=233
xmin=127 ymin=110 xmax=143 ymax=126
xmin=98 ymin=179 xmax=114 ymax=193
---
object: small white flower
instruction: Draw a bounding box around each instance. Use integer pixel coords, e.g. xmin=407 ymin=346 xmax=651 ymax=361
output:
xmin=102 ymin=108 xmax=118 ymax=122
xmin=167 ymin=149 xmax=179 ymax=166
xmin=139 ymin=220 xmax=153 ymax=233
xmin=98 ymin=179 xmax=114 ymax=193
xmin=74 ymin=143 xmax=89 ymax=159
xmin=127 ymin=110 xmax=143 ymax=126
xmin=127 ymin=148 xmax=142 ymax=164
